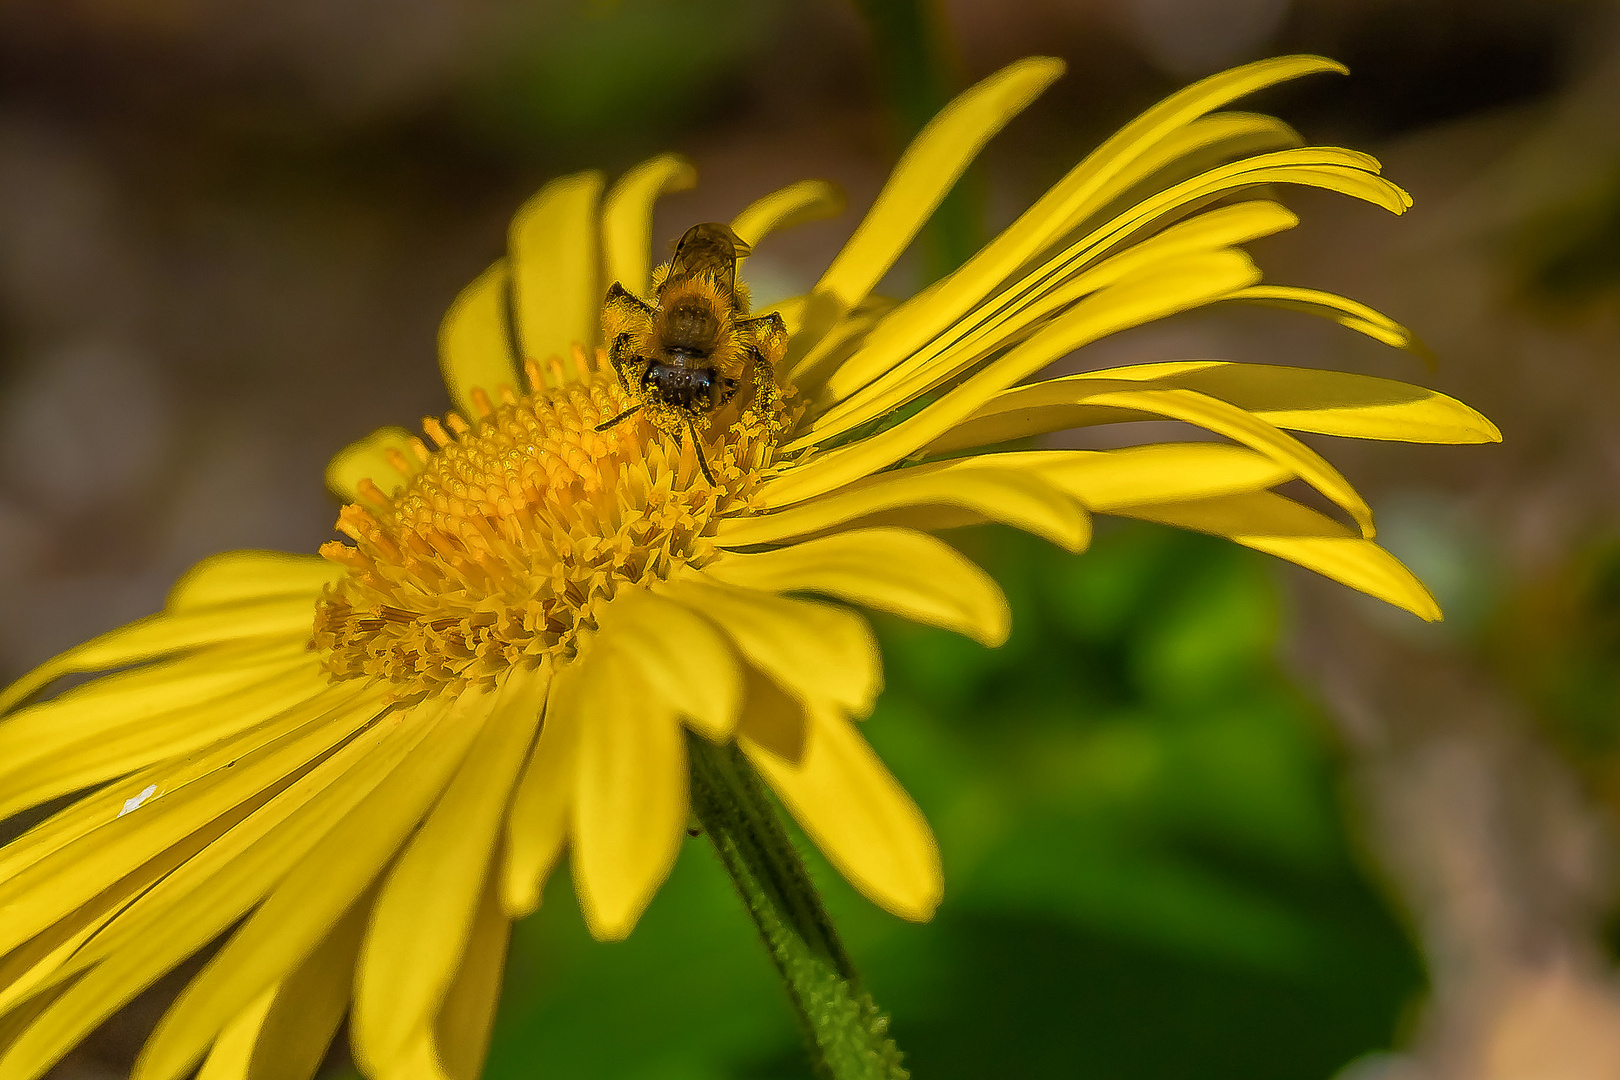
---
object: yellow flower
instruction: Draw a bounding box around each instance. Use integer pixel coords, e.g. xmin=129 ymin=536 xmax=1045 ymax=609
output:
xmin=0 ymin=55 xmax=1496 ymax=1080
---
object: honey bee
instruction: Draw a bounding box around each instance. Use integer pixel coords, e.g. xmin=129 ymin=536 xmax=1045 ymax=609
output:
xmin=595 ymin=222 xmax=786 ymax=484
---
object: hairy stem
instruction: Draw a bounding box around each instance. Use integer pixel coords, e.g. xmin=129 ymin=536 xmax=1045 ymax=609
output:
xmin=688 ymin=735 xmax=908 ymax=1080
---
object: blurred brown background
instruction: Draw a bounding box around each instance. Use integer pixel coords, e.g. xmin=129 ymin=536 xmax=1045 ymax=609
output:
xmin=4 ymin=1 xmax=1620 ymax=1077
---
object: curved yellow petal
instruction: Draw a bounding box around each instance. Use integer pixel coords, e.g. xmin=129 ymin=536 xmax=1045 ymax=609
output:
xmin=800 ymin=199 xmax=1297 ymax=444
xmin=657 ymin=580 xmax=881 ymax=717
xmin=510 ymin=171 xmax=605 ymax=370
xmin=1076 ymin=385 xmax=1376 ymax=537
xmin=0 ymin=805 xmax=249 ymax=1020
xmin=502 ymin=661 xmax=584 ymax=918
xmin=0 ymin=647 xmax=321 ymax=821
xmin=1028 ymin=444 xmax=1291 ymax=509
xmin=783 ymin=295 xmax=900 ymax=402
xmin=795 ymin=57 xmax=1065 ymax=361
xmin=742 ymin=706 xmax=941 ymax=921
xmin=1131 ymin=110 xmax=1302 ymax=190
xmin=438 ymin=261 xmax=518 ymax=420
xmin=804 ymin=56 xmax=1344 ymax=396
xmin=722 ymin=459 xmax=1088 ymax=552
xmin=168 ymin=551 xmax=340 ymax=611
xmin=190 ymin=898 xmax=364 ymax=1080
xmin=0 ymin=699 xmax=446 ymax=1080
xmin=571 ymin=648 xmax=687 ymax=942
xmin=699 ymin=528 xmax=1009 ymax=647
xmin=325 ymin=426 xmax=420 ymax=504
xmin=601 ymin=155 xmax=697 ymax=299
xmin=731 ymin=179 xmax=846 ymax=250
xmin=0 ymin=593 xmax=325 ymax=717
xmin=128 ymin=688 xmax=490 ymax=1080
xmin=427 ymin=877 xmax=510 ymax=1080
xmin=766 ymin=250 xmax=1260 ymax=507
xmin=812 ymin=147 xmax=1401 ymax=425
xmin=1115 ymin=491 xmax=1440 ymax=621
xmin=0 ymin=680 xmax=378 ymax=895
xmin=1095 ymin=361 xmax=1496 ymax=442
xmin=927 ymin=362 xmax=1501 ymax=454
xmin=193 ymin=991 xmax=272 ymax=1080
xmin=353 ymin=665 xmax=546 ymax=1072
xmin=1226 ymin=285 xmax=1434 ymax=364
xmin=596 ymin=589 xmax=742 ymax=741
xmin=0 ymin=683 xmax=380 ymax=963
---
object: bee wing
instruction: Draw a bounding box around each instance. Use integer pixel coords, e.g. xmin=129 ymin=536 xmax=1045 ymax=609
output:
xmin=669 ymin=222 xmax=749 ymax=295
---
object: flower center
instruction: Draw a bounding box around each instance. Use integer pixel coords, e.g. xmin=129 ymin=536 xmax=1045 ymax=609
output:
xmin=313 ymin=349 xmax=786 ymax=695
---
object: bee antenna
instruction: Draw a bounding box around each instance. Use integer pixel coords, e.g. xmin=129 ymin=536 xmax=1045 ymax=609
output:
xmin=687 ymin=418 xmax=716 ymax=485
xmin=594 ymin=404 xmax=642 ymax=432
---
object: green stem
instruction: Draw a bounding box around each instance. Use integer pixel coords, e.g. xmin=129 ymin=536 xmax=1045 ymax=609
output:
xmin=688 ymin=735 xmax=908 ymax=1080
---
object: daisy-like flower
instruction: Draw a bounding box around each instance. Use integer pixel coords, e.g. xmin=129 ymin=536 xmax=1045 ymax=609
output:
xmin=0 ymin=55 xmax=1496 ymax=1080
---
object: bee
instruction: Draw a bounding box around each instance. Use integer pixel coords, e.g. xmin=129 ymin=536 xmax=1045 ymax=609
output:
xmin=595 ymin=222 xmax=786 ymax=484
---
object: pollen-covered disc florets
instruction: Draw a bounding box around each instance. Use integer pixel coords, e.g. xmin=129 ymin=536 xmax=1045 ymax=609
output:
xmin=313 ymin=349 xmax=787 ymax=695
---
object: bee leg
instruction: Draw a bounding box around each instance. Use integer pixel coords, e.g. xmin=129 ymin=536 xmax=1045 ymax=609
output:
xmin=686 ymin=417 xmax=717 ymax=485
xmin=716 ymin=375 xmax=740 ymax=409
xmin=594 ymin=403 xmax=642 ymax=432
xmin=744 ymin=346 xmax=781 ymax=426
xmin=607 ymin=332 xmax=638 ymax=389
xmin=603 ymin=282 xmax=656 ymax=326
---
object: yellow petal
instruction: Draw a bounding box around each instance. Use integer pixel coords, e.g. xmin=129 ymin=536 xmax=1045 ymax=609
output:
xmin=601 ymin=155 xmax=697 ymax=299
xmin=438 ymin=260 xmax=519 ymax=420
xmin=595 ymin=589 xmax=742 ymax=741
xmin=801 ymin=199 xmax=1297 ymax=444
xmin=805 ymin=56 xmax=1344 ymax=396
xmin=0 ymin=647 xmax=320 ymax=821
xmin=571 ymin=648 xmax=687 ymax=941
xmin=509 ymin=171 xmax=605 ymax=369
xmin=193 ymin=990 xmax=272 ymax=1080
xmin=1131 ymin=110 xmax=1302 ymax=190
xmin=325 ymin=426 xmax=420 ymax=504
xmin=383 ymin=1034 xmax=447 ymax=1080
xmin=354 ymin=665 xmax=546 ymax=1072
xmin=0 ymin=698 xmax=446 ymax=1080
xmin=127 ymin=687 xmax=492 ymax=1080
xmin=0 ymin=595 xmax=324 ymax=717
xmin=794 ymin=57 xmax=1065 ymax=362
xmin=0 ymin=683 xmax=381 ymax=962
xmin=1116 ymin=491 xmax=1440 ymax=620
xmin=0 ymin=983 xmax=64 ymax=1057
xmin=742 ymin=705 xmax=941 ymax=921
xmin=1226 ymin=285 xmax=1433 ymax=364
xmin=167 ymin=551 xmax=341 ymax=611
xmin=0 ymin=680 xmax=378 ymax=894
xmin=0 ymin=799 xmax=247 ymax=1019
xmin=658 ymin=580 xmax=881 ymax=717
xmin=766 ymin=250 xmax=1260 ymax=506
xmin=1062 ymin=150 xmax=1407 ymax=262
xmin=931 ymin=362 xmax=1501 ymax=454
xmin=1074 ymin=385 xmax=1377 ymax=537
xmin=719 ymin=459 xmax=1089 ymax=552
xmin=731 ymin=179 xmax=846 ymax=250
xmin=501 ymin=661 xmax=584 ymax=918
xmin=430 ymin=874 xmax=512 ymax=1080
xmin=699 ymin=528 xmax=1010 ymax=646
xmin=782 ymin=295 xmax=900 ymax=402
xmin=1081 ymin=360 xmax=1498 ymax=442
xmin=794 ymin=446 xmax=1286 ymax=539
xmin=1028 ymin=444 xmax=1291 ymax=509
xmin=189 ymin=898 xmax=365 ymax=1080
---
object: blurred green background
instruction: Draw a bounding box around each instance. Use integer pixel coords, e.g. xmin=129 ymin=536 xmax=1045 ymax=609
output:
xmin=3 ymin=0 xmax=1620 ymax=1077
xmin=487 ymin=524 xmax=1423 ymax=1079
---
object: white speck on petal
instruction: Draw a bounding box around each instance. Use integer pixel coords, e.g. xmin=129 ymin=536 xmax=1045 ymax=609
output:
xmin=118 ymin=784 xmax=157 ymax=818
